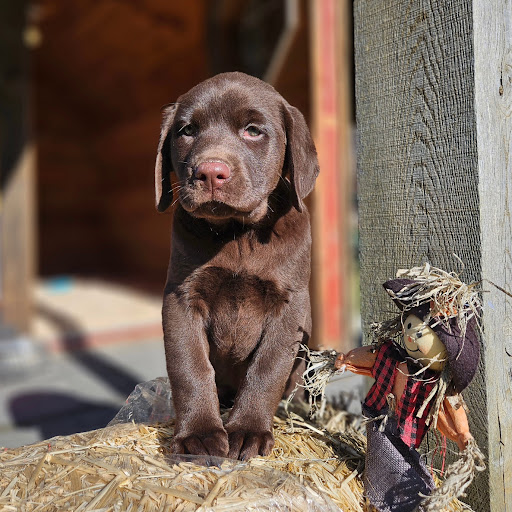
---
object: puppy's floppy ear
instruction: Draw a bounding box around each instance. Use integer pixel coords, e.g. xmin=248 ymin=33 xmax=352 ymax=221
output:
xmin=155 ymin=104 xmax=178 ymax=212
xmin=282 ymin=103 xmax=319 ymax=212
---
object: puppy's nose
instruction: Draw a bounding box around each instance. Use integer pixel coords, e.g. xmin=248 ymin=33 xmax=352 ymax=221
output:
xmin=194 ymin=161 xmax=231 ymax=190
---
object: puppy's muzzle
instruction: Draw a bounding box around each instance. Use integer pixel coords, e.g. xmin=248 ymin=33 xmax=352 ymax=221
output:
xmin=194 ymin=161 xmax=231 ymax=192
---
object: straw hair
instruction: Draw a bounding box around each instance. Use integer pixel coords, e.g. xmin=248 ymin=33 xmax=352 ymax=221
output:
xmin=370 ymin=262 xmax=481 ymax=345
xmin=392 ymin=262 xmax=481 ymax=340
xmin=286 ymin=345 xmax=340 ymax=420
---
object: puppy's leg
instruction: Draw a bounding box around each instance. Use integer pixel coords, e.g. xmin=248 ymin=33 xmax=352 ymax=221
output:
xmin=225 ymin=296 xmax=310 ymax=460
xmin=163 ymin=293 xmax=228 ymax=457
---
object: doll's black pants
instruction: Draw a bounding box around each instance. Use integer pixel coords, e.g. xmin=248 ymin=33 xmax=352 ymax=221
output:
xmin=363 ymin=405 xmax=435 ymax=512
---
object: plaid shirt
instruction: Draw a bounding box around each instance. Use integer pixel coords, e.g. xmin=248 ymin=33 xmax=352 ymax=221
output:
xmin=364 ymin=340 xmax=440 ymax=449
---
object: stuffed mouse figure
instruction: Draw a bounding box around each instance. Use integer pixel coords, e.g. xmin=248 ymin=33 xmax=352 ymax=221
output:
xmin=304 ymin=265 xmax=485 ymax=512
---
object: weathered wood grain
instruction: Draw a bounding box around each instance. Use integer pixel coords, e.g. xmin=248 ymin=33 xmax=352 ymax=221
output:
xmin=354 ymin=0 xmax=511 ymax=509
xmin=474 ymin=0 xmax=512 ymax=509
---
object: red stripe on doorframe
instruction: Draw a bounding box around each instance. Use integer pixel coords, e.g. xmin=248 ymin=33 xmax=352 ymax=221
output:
xmin=312 ymin=0 xmax=344 ymax=345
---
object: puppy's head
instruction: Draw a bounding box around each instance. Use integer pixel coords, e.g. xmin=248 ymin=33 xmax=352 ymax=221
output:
xmin=155 ymin=72 xmax=318 ymax=223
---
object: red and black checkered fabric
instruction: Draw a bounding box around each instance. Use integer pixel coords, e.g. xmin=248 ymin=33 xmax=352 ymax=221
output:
xmin=364 ymin=341 xmax=440 ymax=449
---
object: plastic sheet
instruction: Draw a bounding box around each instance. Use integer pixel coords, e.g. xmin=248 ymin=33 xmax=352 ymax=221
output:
xmin=109 ymin=376 xmax=174 ymax=426
xmin=108 ymin=378 xmax=343 ymax=511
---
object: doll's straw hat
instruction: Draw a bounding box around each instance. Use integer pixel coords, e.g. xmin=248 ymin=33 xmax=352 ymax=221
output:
xmin=383 ymin=275 xmax=480 ymax=393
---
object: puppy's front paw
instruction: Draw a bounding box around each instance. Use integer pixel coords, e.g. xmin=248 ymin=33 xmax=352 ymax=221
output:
xmin=227 ymin=430 xmax=274 ymax=460
xmin=172 ymin=428 xmax=229 ymax=458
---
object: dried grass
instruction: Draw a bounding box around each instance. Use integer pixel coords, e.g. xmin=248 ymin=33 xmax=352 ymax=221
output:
xmin=373 ymin=262 xmax=482 ymax=346
xmin=0 ymin=405 xmax=469 ymax=511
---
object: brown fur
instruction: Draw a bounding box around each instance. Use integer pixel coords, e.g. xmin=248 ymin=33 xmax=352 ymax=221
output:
xmin=155 ymin=72 xmax=319 ymax=460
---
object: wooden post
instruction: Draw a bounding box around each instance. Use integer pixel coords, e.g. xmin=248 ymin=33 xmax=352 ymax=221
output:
xmin=474 ymin=1 xmax=512 ymax=508
xmin=0 ymin=1 xmax=36 ymax=333
xmin=310 ymin=0 xmax=353 ymax=351
xmin=354 ymin=0 xmax=511 ymax=509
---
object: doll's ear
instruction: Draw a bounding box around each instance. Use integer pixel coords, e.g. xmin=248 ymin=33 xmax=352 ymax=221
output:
xmin=155 ymin=104 xmax=177 ymax=212
xmin=437 ymin=317 xmax=480 ymax=393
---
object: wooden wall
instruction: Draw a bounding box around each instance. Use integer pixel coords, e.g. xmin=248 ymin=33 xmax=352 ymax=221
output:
xmin=33 ymin=0 xmax=312 ymax=293
xmin=0 ymin=1 xmax=36 ymax=331
xmin=34 ymin=1 xmax=209 ymax=289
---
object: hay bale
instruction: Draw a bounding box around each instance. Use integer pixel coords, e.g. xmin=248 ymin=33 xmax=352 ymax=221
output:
xmin=0 ymin=413 xmax=361 ymax=511
xmin=0 ymin=403 xmax=470 ymax=511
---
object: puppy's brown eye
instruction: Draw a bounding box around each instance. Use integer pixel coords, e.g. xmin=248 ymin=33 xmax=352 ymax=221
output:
xmin=179 ymin=124 xmax=195 ymax=137
xmin=243 ymin=125 xmax=263 ymax=139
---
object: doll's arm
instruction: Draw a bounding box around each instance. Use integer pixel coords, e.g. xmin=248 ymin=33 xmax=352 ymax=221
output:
xmin=334 ymin=346 xmax=377 ymax=377
xmin=436 ymin=397 xmax=473 ymax=451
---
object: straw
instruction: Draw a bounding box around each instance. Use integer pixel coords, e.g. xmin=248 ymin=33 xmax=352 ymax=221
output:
xmin=0 ymin=404 xmax=469 ymax=511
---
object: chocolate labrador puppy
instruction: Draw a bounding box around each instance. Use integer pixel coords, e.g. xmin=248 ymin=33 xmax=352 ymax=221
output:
xmin=155 ymin=72 xmax=319 ymax=460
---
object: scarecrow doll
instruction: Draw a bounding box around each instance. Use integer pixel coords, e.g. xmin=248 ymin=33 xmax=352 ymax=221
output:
xmin=304 ymin=265 xmax=485 ymax=511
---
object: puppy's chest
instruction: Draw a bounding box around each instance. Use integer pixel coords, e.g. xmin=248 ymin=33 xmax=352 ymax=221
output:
xmin=184 ymin=265 xmax=289 ymax=360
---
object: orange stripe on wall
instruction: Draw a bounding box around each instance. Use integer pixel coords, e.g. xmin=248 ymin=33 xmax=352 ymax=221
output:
xmin=311 ymin=0 xmax=350 ymax=348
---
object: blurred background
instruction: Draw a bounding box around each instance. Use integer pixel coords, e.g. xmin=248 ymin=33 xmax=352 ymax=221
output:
xmin=0 ymin=0 xmax=362 ymax=448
